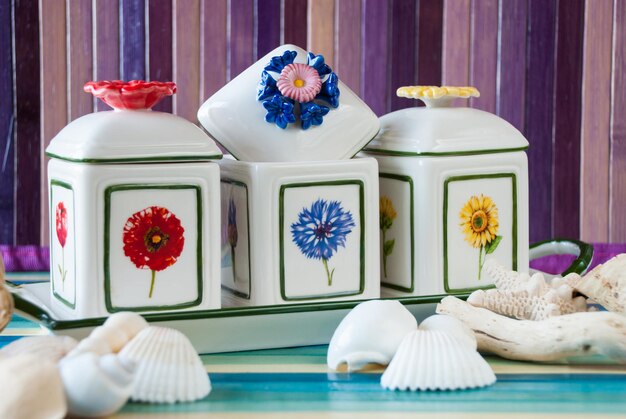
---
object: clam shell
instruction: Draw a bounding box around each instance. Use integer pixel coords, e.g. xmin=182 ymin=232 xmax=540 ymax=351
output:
xmin=60 ymin=352 xmax=135 ymax=417
xmin=118 ymin=326 xmax=211 ymax=403
xmin=0 ymin=336 xmax=78 ymax=362
xmin=418 ymin=315 xmax=477 ymax=351
xmin=381 ymin=330 xmax=496 ymax=391
xmin=327 ymin=300 xmax=417 ymax=371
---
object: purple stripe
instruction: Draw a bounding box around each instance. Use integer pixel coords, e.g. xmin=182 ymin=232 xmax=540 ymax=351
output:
xmin=94 ymin=0 xmax=120 ymax=111
xmin=470 ymin=0 xmax=498 ymax=112
xmin=610 ymin=0 xmax=626 ymax=241
xmin=336 ymin=0 xmax=361 ymax=94
xmin=362 ymin=0 xmax=389 ymax=116
xmin=229 ymin=0 xmax=255 ymax=79
xmin=0 ymin=1 xmax=14 ymax=244
xmin=283 ymin=0 xmax=307 ymax=48
xmin=497 ymin=0 xmax=527 ymax=131
xmin=148 ymin=0 xmax=173 ymax=112
xmin=201 ymin=0 xmax=228 ymax=100
xmin=417 ymin=0 xmax=443 ymax=87
xmin=120 ymin=0 xmax=146 ymax=80
xmin=257 ymin=0 xmax=281 ymax=58
xmin=13 ymin=0 xmax=40 ymax=245
xmin=389 ymin=0 xmax=417 ymax=112
xmin=0 ymin=246 xmax=50 ymax=272
xmin=552 ymin=0 xmax=584 ymax=239
xmin=525 ymin=0 xmax=556 ymax=242
xmin=68 ymin=0 xmax=94 ymax=120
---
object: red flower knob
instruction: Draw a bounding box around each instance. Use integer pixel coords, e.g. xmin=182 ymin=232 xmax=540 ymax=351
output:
xmin=84 ymin=80 xmax=177 ymax=111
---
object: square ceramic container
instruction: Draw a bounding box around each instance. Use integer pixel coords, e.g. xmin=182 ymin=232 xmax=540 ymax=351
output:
xmin=46 ymin=82 xmax=223 ymax=319
xmin=360 ymin=86 xmax=529 ymax=298
xmin=218 ymin=156 xmax=380 ymax=306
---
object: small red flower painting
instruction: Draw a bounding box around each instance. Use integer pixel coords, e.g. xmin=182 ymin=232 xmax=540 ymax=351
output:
xmin=123 ymin=206 xmax=185 ymax=298
xmin=55 ymin=202 xmax=68 ymax=287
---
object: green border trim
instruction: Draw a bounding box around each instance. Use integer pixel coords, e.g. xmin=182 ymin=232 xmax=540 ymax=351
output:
xmin=46 ymin=152 xmax=222 ymax=164
xmin=443 ymin=173 xmax=518 ymax=293
xmin=279 ymin=180 xmax=366 ymax=301
xmin=362 ymin=146 xmax=529 ymax=158
xmin=530 ymin=238 xmax=594 ymax=276
xmin=379 ymin=173 xmax=415 ymax=293
xmin=220 ymin=179 xmax=252 ymax=300
xmin=104 ymin=184 xmax=204 ymax=313
xmin=49 ymin=180 xmax=77 ymax=309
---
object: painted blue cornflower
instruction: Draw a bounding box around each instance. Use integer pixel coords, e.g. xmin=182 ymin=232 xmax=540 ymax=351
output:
xmin=300 ymin=102 xmax=330 ymax=130
xmin=291 ymin=198 xmax=355 ymax=286
xmin=263 ymin=94 xmax=296 ymax=129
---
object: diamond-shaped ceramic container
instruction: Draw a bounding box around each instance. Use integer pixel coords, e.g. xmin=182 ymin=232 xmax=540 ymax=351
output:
xmin=46 ymin=81 xmax=222 ymax=319
xmin=360 ymin=86 xmax=529 ymax=298
xmin=218 ymin=156 xmax=381 ymax=306
xmin=197 ymin=45 xmax=380 ymax=162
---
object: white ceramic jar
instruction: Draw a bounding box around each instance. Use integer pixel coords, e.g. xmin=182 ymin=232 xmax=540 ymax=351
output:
xmin=46 ymin=81 xmax=222 ymax=319
xmin=217 ymin=156 xmax=381 ymax=306
xmin=360 ymin=86 xmax=529 ymax=297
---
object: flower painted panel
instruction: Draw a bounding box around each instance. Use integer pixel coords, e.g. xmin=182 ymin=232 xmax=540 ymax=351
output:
xmin=104 ymin=185 xmax=203 ymax=312
xmin=50 ymin=180 xmax=76 ymax=308
xmin=220 ymin=180 xmax=251 ymax=299
xmin=379 ymin=174 xmax=414 ymax=292
xmin=280 ymin=181 xmax=364 ymax=301
xmin=444 ymin=174 xmax=517 ymax=292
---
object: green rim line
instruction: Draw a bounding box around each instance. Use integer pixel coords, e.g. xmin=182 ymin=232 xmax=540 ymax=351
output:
xmin=362 ymin=146 xmax=529 ymax=158
xmin=104 ymin=184 xmax=204 ymax=312
xmin=46 ymin=152 xmax=222 ymax=164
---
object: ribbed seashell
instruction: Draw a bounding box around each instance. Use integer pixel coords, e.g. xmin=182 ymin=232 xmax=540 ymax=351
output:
xmin=0 ymin=354 xmax=67 ymax=419
xmin=60 ymin=352 xmax=135 ymax=417
xmin=118 ymin=326 xmax=211 ymax=403
xmin=0 ymin=336 xmax=78 ymax=362
xmin=91 ymin=325 xmax=131 ymax=353
xmin=468 ymin=289 xmax=561 ymax=320
xmin=0 ymin=254 xmax=13 ymax=334
xmin=103 ymin=311 xmax=149 ymax=343
xmin=381 ymin=330 xmax=496 ymax=391
xmin=327 ymin=300 xmax=417 ymax=371
xmin=418 ymin=315 xmax=477 ymax=351
xmin=566 ymin=254 xmax=626 ymax=314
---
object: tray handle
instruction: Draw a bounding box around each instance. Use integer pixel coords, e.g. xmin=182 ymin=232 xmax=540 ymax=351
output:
xmin=529 ymin=238 xmax=593 ymax=276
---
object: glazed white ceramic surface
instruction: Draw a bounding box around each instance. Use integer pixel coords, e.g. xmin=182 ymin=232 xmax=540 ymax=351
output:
xmin=47 ymin=161 xmax=221 ymax=319
xmin=360 ymin=102 xmax=529 ymax=298
xmin=327 ymin=300 xmax=417 ymax=371
xmin=46 ymin=110 xmax=222 ymax=162
xmin=197 ymin=44 xmax=380 ymax=162
xmin=218 ymin=156 xmax=380 ymax=306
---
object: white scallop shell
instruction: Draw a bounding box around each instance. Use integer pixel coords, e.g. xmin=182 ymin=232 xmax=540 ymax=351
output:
xmin=118 ymin=326 xmax=211 ymax=403
xmin=327 ymin=300 xmax=417 ymax=371
xmin=418 ymin=315 xmax=477 ymax=351
xmin=60 ymin=352 xmax=135 ymax=417
xmin=103 ymin=311 xmax=149 ymax=342
xmin=91 ymin=325 xmax=131 ymax=353
xmin=381 ymin=330 xmax=496 ymax=391
xmin=0 ymin=335 xmax=78 ymax=362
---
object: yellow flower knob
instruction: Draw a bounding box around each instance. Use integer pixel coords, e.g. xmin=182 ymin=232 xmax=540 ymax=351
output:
xmin=396 ymin=86 xmax=480 ymax=108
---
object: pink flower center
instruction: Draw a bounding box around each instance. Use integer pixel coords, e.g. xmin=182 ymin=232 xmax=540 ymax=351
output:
xmin=277 ymin=63 xmax=322 ymax=103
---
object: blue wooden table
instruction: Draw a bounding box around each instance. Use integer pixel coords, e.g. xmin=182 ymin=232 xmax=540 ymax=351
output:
xmin=2 ymin=315 xmax=626 ymax=418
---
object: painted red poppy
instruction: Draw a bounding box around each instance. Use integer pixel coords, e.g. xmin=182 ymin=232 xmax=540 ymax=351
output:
xmin=84 ymin=80 xmax=176 ymax=110
xmin=123 ymin=206 xmax=185 ymax=273
xmin=56 ymin=202 xmax=68 ymax=248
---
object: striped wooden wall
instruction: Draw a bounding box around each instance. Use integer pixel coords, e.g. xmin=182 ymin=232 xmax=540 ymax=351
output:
xmin=0 ymin=0 xmax=624 ymax=246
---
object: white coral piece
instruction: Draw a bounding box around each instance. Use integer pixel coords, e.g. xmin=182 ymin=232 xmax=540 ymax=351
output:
xmin=566 ymin=254 xmax=626 ymax=314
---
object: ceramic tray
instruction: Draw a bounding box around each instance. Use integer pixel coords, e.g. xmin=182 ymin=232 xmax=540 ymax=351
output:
xmin=7 ymin=239 xmax=592 ymax=354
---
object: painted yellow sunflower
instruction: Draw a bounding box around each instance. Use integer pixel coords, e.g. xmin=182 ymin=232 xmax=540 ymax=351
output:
xmin=380 ymin=196 xmax=397 ymax=229
xmin=459 ymin=194 xmax=499 ymax=248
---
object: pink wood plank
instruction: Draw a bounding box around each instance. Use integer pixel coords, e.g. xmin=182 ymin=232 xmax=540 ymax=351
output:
xmin=200 ymin=0 xmax=227 ymax=100
xmin=307 ymin=0 xmax=335 ymax=67
xmin=580 ymin=0 xmax=613 ymax=242
xmin=610 ymin=0 xmax=626 ymax=242
xmin=335 ymin=0 xmax=361 ymax=94
xmin=469 ymin=0 xmax=498 ymax=112
xmin=442 ymin=0 xmax=471 ymax=107
xmin=173 ymin=0 xmax=201 ymax=121
xmin=94 ymin=0 xmax=120 ymax=111
xmin=39 ymin=0 xmax=67 ymax=245
xmin=67 ymin=0 xmax=94 ymax=121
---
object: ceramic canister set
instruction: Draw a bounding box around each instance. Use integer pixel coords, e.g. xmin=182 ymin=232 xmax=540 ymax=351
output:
xmin=46 ymin=45 xmax=529 ymax=320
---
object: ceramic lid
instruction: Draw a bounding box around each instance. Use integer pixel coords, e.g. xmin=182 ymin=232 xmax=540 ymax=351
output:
xmin=364 ymin=86 xmax=528 ymax=156
xmin=46 ymin=81 xmax=222 ymax=163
